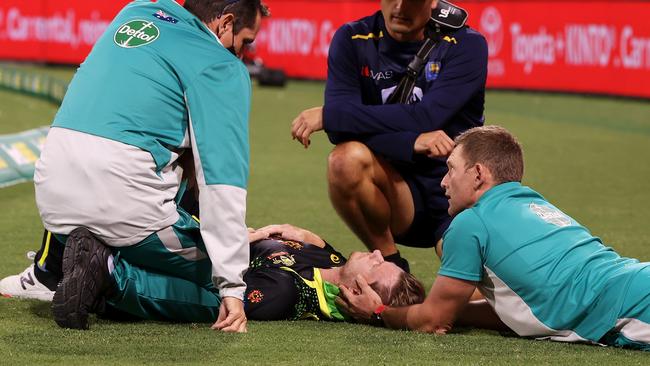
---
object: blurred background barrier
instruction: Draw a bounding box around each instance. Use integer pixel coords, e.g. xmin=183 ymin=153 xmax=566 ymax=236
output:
xmin=0 ymin=65 xmax=67 ymax=103
xmin=0 ymin=126 xmax=49 ymax=188
xmin=0 ymin=64 xmax=64 ymax=187
xmin=0 ymin=0 xmax=648 ymax=97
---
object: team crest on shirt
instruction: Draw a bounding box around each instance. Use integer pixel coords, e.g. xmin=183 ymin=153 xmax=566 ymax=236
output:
xmin=529 ymin=203 xmax=572 ymax=227
xmin=425 ymin=61 xmax=442 ymax=81
xmin=268 ymin=251 xmax=296 ymax=267
xmin=247 ymin=289 xmax=264 ymax=303
xmin=114 ymin=20 xmax=160 ymax=48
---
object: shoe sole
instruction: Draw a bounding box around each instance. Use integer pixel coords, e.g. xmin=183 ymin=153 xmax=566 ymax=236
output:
xmin=1 ymin=292 xmax=54 ymax=301
xmin=52 ymin=229 xmax=111 ymax=330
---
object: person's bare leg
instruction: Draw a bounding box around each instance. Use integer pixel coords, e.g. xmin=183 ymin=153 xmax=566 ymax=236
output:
xmin=327 ymin=142 xmax=414 ymax=256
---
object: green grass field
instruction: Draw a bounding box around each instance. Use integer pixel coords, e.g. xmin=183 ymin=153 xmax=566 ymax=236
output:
xmin=1 ymin=66 xmax=650 ymax=364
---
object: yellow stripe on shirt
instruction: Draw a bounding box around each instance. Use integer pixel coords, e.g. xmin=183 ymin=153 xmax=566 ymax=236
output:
xmin=351 ymin=31 xmax=384 ymax=40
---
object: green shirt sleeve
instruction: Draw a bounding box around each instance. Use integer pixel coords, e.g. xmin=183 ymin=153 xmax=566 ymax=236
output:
xmin=183 ymin=58 xmax=252 ymax=299
xmin=184 ymin=59 xmax=251 ymax=188
xmin=438 ymin=209 xmax=486 ymax=282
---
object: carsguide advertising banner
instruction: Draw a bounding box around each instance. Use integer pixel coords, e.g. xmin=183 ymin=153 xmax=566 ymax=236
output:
xmin=0 ymin=0 xmax=130 ymax=63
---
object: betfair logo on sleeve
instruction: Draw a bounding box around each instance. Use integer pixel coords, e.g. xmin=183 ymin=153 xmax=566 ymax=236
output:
xmin=114 ymin=20 xmax=160 ymax=48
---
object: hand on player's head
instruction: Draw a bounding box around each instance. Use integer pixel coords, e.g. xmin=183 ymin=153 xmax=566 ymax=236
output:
xmin=337 ymin=274 xmax=383 ymax=322
xmin=339 ymin=251 xmax=426 ymax=309
xmin=339 ymin=250 xmax=402 ymax=303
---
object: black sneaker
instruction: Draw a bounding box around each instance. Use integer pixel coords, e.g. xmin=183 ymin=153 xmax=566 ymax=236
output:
xmin=52 ymin=228 xmax=113 ymax=330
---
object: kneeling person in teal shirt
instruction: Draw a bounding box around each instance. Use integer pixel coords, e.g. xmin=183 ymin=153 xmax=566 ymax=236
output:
xmin=339 ymin=125 xmax=650 ymax=351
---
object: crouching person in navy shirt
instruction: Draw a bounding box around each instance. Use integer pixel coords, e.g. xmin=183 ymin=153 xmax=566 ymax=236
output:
xmin=290 ymin=0 xmax=488 ymax=272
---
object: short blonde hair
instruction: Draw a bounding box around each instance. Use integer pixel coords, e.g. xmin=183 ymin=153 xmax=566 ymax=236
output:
xmin=455 ymin=125 xmax=524 ymax=184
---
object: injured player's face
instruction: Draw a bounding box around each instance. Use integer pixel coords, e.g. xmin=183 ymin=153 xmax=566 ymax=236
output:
xmin=338 ymin=250 xmax=403 ymax=301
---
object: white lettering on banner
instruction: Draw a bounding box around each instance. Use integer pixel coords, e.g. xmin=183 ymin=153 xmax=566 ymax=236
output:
xmin=480 ymin=7 xmax=505 ymax=77
xmin=316 ymin=20 xmax=335 ymax=56
xmin=3 ymin=7 xmax=110 ymax=48
xmin=0 ymin=10 xmax=5 ymax=40
xmin=508 ymin=19 xmax=650 ymax=73
xmin=621 ymin=26 xmax=650 ymax=69
xmin=268 ymin=19 xmax=316 ymax=55
xmin=78 ymin=12 xmax=107 ymax=45
xmin=488 ymin=60 xmax=505 ymax=77
xmin=510 ymin=23 xmax=555 ymax=74
xmin=255 ymin=18 xmax=335 ymax=57
xmin=565 ymin=24 xmax=615 ymax=67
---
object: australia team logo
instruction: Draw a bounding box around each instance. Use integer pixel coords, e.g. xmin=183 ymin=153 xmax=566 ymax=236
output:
xmin=267 ymin=251 xmax=296 ymax=267
xmin=425 ymin=61 xmax=441 ymax=81
xmin=114 ymin=20 xmax=160 ymax=48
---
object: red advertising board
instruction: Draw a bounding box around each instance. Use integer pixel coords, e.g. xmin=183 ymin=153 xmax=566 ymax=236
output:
xmin=1 ymin=1 xmax=649 ymax=98
xmin=252 ymin=1 xmax=377 ymax=79
xmin=464 ymin=1 xmax=650 ymax=99
xmin=254 ymin=0 xmax=650 ymax=99
xmin=0 ymin=0 xmax=130 ymax=64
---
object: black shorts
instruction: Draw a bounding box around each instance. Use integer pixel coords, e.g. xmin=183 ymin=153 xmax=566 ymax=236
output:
xmin=392 ymin=166 xmax=452 ymax=249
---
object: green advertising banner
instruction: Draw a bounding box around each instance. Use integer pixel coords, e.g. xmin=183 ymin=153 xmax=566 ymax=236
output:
xmin=0 ymin=64 xmax=66 ymax=188
xmin=0 ymin=66 xmax=67 ymax=104
xmin=0 ymin=127 xmax=49 ymax=188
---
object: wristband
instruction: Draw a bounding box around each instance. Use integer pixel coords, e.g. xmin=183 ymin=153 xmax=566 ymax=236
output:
xmin=370 ymin=304 xmax=386 ymax=325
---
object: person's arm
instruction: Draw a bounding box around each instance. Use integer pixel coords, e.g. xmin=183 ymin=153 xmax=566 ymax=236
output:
xmin=339 ymin=209 xmax=488 ymax=332
xmin=355 ymin=130 xmax=455 ymax=162
xmin=338 ymin=274 xmax=475 ymax=333
xmin=455 ymin=299 xmax=509 ymax=331
xmin=185 ymin=59 xmax=251 ymax=333
xmin=252 ymin=224 xmax=327 ymax=248
xmin=323 ymin=29 xmax=488 ymax=135
xmin=394 ymin=275 xmax=476 ymax=333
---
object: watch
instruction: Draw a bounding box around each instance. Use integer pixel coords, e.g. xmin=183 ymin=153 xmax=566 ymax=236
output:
xmin=370 ymin=304 xmax=386 ymax=326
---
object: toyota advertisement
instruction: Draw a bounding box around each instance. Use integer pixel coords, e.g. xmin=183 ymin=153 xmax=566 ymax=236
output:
xmin=0 ymin=1 xmax=649 ymax=98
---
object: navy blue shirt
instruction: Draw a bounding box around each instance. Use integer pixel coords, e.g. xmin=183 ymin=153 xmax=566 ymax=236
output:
xmin=323 ymin=11 xmax=487 ymax=171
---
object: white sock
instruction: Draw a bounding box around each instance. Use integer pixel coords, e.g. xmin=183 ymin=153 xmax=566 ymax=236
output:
xmin=107 ymin=254 xmax=115 ymax=275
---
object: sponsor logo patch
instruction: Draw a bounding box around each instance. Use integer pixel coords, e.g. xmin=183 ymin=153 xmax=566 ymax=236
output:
xmin=529 ymin=203 xmax=572 ymax=227
xmin=153 ymin=10 xmax=178 ymax=24
xmin=425 ymin=61 xmax=441 ymax=81
xmin=330 ymin=254 xmax=341 ymax=264
xmin=114 ymin=20 xmax=160 ymax=48
xmin=20 ymin=272 xmax=35 ymax=290
xmin=361 ymin=65 xmax=394 ymax=81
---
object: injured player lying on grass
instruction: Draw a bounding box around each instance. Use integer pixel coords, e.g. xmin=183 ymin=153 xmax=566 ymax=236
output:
xmin=1 ymin=224 xmax=426 ymax=326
